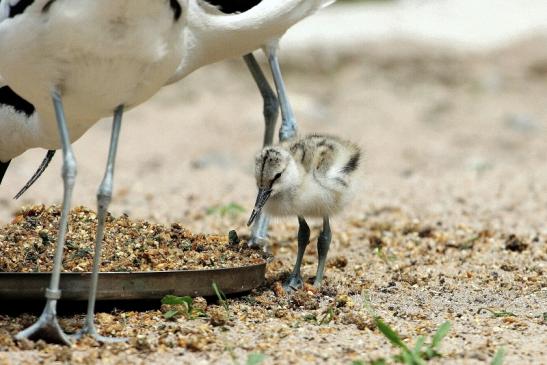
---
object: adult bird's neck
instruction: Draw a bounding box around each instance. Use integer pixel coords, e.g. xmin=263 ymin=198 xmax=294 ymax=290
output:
xmin=168 ymin=0 xmax=333 ymax=83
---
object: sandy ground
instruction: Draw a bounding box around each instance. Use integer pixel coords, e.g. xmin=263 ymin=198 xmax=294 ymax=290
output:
xmin=1 ymin=24 xmax=547 ymax=365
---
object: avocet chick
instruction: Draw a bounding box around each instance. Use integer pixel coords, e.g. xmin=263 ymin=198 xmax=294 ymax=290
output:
xmin=247 ymin=134 xmax=361 ymax=291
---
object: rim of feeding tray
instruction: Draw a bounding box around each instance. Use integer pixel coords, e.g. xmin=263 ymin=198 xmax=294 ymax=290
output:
xmin=0 ymin=262 xmax=266 ymax=300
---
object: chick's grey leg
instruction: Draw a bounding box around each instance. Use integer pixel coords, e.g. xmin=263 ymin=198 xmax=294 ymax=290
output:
xmin=243 ymin=53 xmax=279 ymax=249
xmin=15 ymin=91 xmax=76 ymax=346
xmin=284 ymin=216 xmax=310 ymax=292
xmin=314 ymin=216 xmax=331 ymax=287
xmin=266 ymin=43 xmax=297 ymax=142
xmin=73 ymin=105 xmax=126 ymax=343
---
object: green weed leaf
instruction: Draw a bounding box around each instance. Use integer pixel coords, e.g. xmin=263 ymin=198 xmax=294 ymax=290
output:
xmin=161 ymin=295 xmax=193 ymax=306
xmin=213 ymin=282 xmax=230 ymax=313
xmin=491 ymin=348 xmax=505 ymax=365
xmin=163 ymin=309 xmax=179 ymax=319
xmin=412 ymin=336 xmax=425 ymax=356
xmin=431 ymin=321 xmax=451 ymax=350
xmin=246 ymin=353 xmax=266 ymax=365
xmin=374 ymin=317 xmax=410 ymax=352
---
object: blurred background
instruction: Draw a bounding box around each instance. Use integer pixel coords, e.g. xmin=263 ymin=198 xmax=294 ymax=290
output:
xmin=2 ymin=0 xmax=547 ymax=236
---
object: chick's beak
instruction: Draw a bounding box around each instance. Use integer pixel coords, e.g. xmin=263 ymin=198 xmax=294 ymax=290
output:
xmin=247 ymin=188 xmax=272 ymax=226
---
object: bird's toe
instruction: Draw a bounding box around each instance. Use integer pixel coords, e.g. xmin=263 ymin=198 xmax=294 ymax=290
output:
xmin=283 ymin=275 xmax=304 ymax=293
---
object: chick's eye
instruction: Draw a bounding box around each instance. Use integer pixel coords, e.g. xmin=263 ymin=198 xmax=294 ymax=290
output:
xmin=273 ymin=172 xmax=282 ymax=182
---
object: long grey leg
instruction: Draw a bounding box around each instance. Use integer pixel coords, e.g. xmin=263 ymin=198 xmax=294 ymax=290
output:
xmin=15 ymin=91 xmax=76 ymax=346
xmin=314 ymin=216 xmax=331 ymax=287
xmin=72 ymin=105 xmax=126 ymax=343
xmin=266 ymin=43 xmax=297 ymax=142
xmin=243 ymin=53 xmax=279 ymax=147
xmin=243 ymin=53 xmax=280 ymax=249
xmin=283 ymin=216 xmax=310 ymax=292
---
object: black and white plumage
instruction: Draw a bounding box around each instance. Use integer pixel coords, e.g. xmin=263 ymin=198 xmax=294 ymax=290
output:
xmin=4 ymin=0 xmax=337 ymax=250
xmin=0 ymin=0 xmax=336 ymax=345
xmin=0 ymin=160 xmax=9 ymax=183
xmin=0 ymin=85 xmax=34 ymax=116
xmin=202 ymin=0 xmax=261 ymax=14
xmin=172 ymin=0 xmax=337 ymax=248
xmin=0 ymin=84 xmax=55 ymax=190
xmin=0 ymin=0 xmax=186 ymax=345
xmin=0 ymin=85 xmax=34 ymax=184
xmin=2 ymin=0 xmax=336 ymax=191
xmin=0 ymin=0 xmax=185 ymax=159
xmin=168 ymin=0 xmax=335 ymax=83
xmin=0 ymin=0 xmax=35 ymax=19
xmin=248 ymin=134 xmax=361 ymax=291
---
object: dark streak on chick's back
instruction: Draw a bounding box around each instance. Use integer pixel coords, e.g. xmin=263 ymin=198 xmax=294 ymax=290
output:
xmin=342 ymin=151 xmax=360 ymax=174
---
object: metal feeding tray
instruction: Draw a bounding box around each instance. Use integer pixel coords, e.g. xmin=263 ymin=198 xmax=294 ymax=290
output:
xmin=0 ymin=263 xmax=266 ymax=300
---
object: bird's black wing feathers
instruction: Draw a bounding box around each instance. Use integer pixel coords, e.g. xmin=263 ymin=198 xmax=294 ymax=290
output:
xmin=0 ymin=160 xmax=11 ymax=184
xmin=202 ymin=0 xmax=261 ymax=14
xmin=0 ymin=86 xmax=35 ymax=116
xmin=0 ymin=86 xmax=38 ymax=187
xmin=169 ymin=0 xmax=182 ymax=20
xmin=6 ymin=0 xmax=34 ymax=18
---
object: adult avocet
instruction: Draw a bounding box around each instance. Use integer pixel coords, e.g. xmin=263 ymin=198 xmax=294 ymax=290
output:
xmin=0 ymin=0 xmax=335 ymax=345
xmin=6 ymin=0 xmax=337 ymax=247
xmin=0 ymin=0 xmax=187 ymax=345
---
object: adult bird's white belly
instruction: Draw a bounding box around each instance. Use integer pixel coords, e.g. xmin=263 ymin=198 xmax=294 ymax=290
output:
xmin=0 ymin=0 xmax=185 ymax=156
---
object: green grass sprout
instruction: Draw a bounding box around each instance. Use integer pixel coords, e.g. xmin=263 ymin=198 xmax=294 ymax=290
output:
xmin=477 ymin=308 xmax=516 ymax=318
xmin=374 ymin=318 xmax=451 ymax=364
xmin=303 ymin=306 xmax=336 ymax=326
xmin=319 ymin=306 xmax=336 ymax=325
xmin=213 ymin=281 xmax=230 ymax=314
xmin=491 ymin=347 xmax=506 ymax=365
xmin=160 ymin=295 xmax=206 ymax=320
xmin=246 ymin=353 xmax=266 ymax=365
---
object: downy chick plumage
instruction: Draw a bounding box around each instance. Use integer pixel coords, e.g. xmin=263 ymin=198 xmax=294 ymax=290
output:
xmin=248 ymin=134 xmax=361 ymax=291
xmin=249 ymin=134 xmax=361 ymax=222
